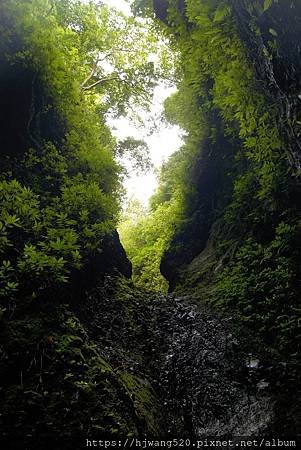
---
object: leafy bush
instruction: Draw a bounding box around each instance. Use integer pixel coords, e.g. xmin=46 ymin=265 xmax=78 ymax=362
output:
xmin=213 ymin=223 xmax=301 ymax=357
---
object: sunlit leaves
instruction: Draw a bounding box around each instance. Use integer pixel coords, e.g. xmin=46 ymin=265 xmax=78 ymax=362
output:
xmin=263 ymin=0 xmax=276 ymax=12
xmin=119 ymin=196 xmax=183 ymax=292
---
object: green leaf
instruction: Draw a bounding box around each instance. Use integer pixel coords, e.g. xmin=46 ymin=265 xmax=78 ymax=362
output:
xmin=263 ymin=0 xmax=273 ymax=11
xmin=214 ymin=5 xmax=230 ymax=22
xmin=269 ymin=28 xmax=278 ymax=36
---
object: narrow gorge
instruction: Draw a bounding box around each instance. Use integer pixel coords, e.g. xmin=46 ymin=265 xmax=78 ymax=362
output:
xmin=0 ymin=1 xmax=300 ymax=448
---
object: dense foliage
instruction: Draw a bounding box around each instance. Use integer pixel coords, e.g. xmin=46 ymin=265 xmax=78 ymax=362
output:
xmin=119 ymin=195 xmax=183 ymax=292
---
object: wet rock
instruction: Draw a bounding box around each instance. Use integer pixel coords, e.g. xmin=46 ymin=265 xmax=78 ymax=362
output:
xmin=75 ymin=283 xmax=277 ymax=437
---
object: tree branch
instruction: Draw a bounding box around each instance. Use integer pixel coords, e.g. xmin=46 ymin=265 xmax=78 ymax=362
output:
xmin=80 ymin=57 xmax=100 ymax=89
xmin=81 ymin=76 xmax=120 ymax=91
xmin=80 ymin=52 xmax=117 ymax=90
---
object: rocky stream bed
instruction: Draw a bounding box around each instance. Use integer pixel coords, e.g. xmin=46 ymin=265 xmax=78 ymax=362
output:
xmin=74 ymin=277 xmax=293 ymax=440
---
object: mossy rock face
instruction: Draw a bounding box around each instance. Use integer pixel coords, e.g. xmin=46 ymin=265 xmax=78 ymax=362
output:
xmin=119 ymin=371 xmax=164 ymax=436
xmin=0 ymin=276 xmax=173 ymax=447
xmin=0 ymin=302 xmax=144 ymax=448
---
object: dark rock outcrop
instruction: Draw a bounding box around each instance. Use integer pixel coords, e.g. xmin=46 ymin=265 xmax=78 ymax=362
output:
xmin=160 ymin=114 xmax=237 ymax=291
xmin=69 ymin=230 xmax=132 ymax=299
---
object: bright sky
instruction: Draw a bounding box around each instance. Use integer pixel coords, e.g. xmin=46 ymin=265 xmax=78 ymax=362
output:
xmin=108 ymin=85 xmax=183 ymax=205
xmin=102 ymin=0 xmax=132 ymax=14
xmin=102 ymin=0 xmax=184 ymax=205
